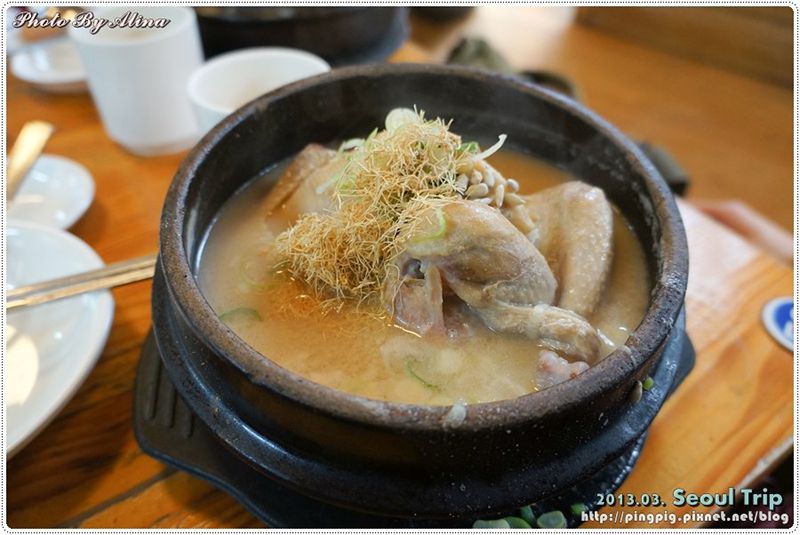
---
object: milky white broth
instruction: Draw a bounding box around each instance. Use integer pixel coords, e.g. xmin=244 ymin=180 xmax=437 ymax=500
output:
xmin=197 ymin=150 xmax=650 ymax=405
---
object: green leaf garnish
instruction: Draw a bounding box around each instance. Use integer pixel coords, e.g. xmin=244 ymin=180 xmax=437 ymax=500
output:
xmin=406 ymin=361 xmax=442 ymax=392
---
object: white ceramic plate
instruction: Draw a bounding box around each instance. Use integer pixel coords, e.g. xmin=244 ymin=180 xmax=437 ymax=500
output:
xmin=6 ymin=222 xmax=114 ymax=456
xmin=8 ymin=154 xmax=95 ymax=229
xmin=10 ymin=39 xmax=87 ymax=93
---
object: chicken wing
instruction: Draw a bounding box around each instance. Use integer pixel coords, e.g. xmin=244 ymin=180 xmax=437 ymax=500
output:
xmin=262 ymin=144 xmax=341 ymax=220
xmin=523 ymin=182 xmax=614 ymax=318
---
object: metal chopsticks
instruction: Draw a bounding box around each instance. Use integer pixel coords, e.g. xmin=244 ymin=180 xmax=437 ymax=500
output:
xmin=6 ymin=254 xmax=157 ymax=311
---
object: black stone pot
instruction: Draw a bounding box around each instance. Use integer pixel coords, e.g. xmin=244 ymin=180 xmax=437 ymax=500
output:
xmin=153 ymin=64 xmax=689 ymax=520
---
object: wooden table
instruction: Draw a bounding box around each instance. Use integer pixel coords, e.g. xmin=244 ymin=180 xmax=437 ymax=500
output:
xmin=410 ymin=7 xmax=794 ymax=232
xmin=7 ymin=8 xmax=793 ymax=528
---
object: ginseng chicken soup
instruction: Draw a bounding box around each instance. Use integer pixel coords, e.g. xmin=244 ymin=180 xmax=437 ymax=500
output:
xmin=198 ymin=108 xmax=650 ymax=406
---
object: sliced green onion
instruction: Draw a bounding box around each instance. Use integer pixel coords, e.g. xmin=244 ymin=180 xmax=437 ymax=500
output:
xmin=570 ymin=502 xmax=588 ymax=516
xmin=338 ymin=138 xmax=364 ymax=152
xmin=642 ymin=376 xmax=655 ymax=391
xmin=458 ymin=141 xmax=480 ymax=154
xmin=411 ymin=207 xmax=447 ymax=243
xmin=475 ymin=134 xmax=507 ymax=160
xmin=365 ymin=126 xmax=379 ymax=142
xmin=472 ymin=519 xmax=511 ymax=529
xmin=385 ymin=107 xmax=419 ymax=132
xmin=406 ymin=361 xmax=442 ymax=392
xmin=519 ymin=505 xmax=536 ymax=525
xmin=536 ymin=510 xmax=567 ymax=529
xmin=219 ymin=307 xmax=262 ymax=324
xmin=503 ymin=516 xmax=532 ymax=528
xmin=238 ymin=253 xmax=271 ymax=290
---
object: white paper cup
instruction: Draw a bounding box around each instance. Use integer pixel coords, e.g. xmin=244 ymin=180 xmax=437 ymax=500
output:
xmin=187 ymin=47 xmax=330 ymax=134
xmin=69 ymin=7 xmax=202 ymax=156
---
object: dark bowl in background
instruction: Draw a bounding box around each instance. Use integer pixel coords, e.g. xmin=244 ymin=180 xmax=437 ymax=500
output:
xmin=194 ymin=7 xmax=408 ymax=65
xmin=411 ymin=6 xmax=475 ymax=21
xmin=153 ymin=64 xmax=689 ymax=521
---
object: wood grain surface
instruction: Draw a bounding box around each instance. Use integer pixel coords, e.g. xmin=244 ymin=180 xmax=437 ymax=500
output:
xmin=576 ymin=7 xmax=793 ymax=87
xmin=584 ymin=202 xmax=793 ymax=528
xmin=6 ymin=7 xmax=794 ymax=528
xmin=410 ymin=7 xmax=794 ymax=231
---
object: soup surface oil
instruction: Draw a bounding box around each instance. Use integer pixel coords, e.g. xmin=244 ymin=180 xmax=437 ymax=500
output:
xmin=198 ymin=151 xmax=650 ymax=405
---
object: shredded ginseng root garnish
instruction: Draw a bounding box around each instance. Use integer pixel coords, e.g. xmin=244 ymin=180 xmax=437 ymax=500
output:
xmin=275 ymin=108 xmax=505 ymax=310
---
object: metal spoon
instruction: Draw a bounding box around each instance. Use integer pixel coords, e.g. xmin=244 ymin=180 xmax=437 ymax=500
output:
xmin=6 ymin=254 xmax=157 ymax=311
xmin=7 ymin=121 xmax=55 ymax=201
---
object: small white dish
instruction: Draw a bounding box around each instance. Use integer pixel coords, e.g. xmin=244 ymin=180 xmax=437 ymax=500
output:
xmin=11 ymin=38 xmax=87 ymax=93
xmin=6 ymin=221 xmax=114 ymax=457
xmin=188 ymin=47 xmax=330 ymax=134
xmin=8 ymin=154 xmax=95 ymax=229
